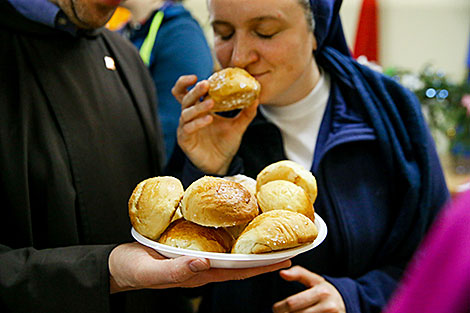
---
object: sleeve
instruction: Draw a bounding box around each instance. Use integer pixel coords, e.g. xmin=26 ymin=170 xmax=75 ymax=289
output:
xmin=0 ymin=244 xmax=115 ymax=313
xmin=317 ymin=132 xmax=449 ymax=313
xmin=150 ymin=14 xmax=214 ymax=161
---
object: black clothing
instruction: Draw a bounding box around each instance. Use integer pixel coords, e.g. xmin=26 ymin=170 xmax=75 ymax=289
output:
xmin=0 ymin=1 xmax=189 ymax=312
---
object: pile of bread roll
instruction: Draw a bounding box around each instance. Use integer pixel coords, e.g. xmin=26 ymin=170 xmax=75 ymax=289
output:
xmin=129 ymin=160 xmax=319 ymax=254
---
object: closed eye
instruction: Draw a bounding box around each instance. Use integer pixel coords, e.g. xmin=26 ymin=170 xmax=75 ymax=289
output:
xmin=256 ymin=32 xmax=276 ymax=39
xmin=219 ymin=32 xmax=234 ymax=40
xmin=212 ymin=22 xmax=234 ymax=41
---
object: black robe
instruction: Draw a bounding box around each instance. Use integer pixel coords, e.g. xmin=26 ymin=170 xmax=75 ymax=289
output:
xmin=0 ymin=1 xmax=190 ymax=312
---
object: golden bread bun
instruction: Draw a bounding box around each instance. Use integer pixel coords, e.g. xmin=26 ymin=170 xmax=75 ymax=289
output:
xmin=256 ymin=180 xmax=314 ymax=222
xmin=224 ymin=223 xmax=248 ymax=240
xmin=223 ymin=174 xmax=257 ymax=196
xmin=256 ymin=160 xmax=318 ymax=204
xmin=170 ymin=207 xmax=183 ymax=223
xmin=159 ymin=219 xmax=233 ymax=253
xmin=221 ymin=173 xmax=256 ymax=239
xmin=231 ymin=210 xmax=318 ymax=254
xmin=207 ymin=67 xmax=261 ymax=112
xmin=180 ymin=176 xmax=259 ymax=227
xmin=128 ymin=176 xmax=184 ymax=240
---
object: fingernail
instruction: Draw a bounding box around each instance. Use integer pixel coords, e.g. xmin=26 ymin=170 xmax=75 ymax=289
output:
xmin=189 ymin=259 xmax=210 ymax=272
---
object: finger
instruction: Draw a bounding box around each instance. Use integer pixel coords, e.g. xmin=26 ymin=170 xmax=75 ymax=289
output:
xmin=180 ymin=98 xmax=214 ymax=124
xmin=279 ymin=266 xmax=324 ymax=288
xmin=171 ymin=75 xmax=198 ymax=103
xmin=272 ymin=287 xmax=323 ymax=313
xmin=147 ymin=256 xmax=211 ymax=288
xmin=181 ymin=80 xmax=210 ymax=110
xmin=179 ymin=114 xmax=214 ymax=136
xmin=232 ymin=101 xmax=259 ymax=131
xmin=201 ymin=260 xmax=292 ymax=284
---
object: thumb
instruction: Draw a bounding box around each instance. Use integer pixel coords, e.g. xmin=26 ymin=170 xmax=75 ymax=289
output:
xmin=233 ymin=101 xmax=259 ymax=131
xmin=279 ymin=265 xmax=324 ymax=288
xmin=163 ymin=256 xmax=211 ymax=284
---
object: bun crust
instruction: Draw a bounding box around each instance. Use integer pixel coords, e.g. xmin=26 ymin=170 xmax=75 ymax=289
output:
xmin=256 ymin=160 xmax=318 ymax=204
xmin=128 ymin=177 xmax=184 ymax=240
xmin=256 ymin=180 xmax=314 ymax=221
xmin=231 ymin=210 xmax=318 ymax=254
xmin=181 ymin=176 xmax=259 ymax=227
xmin=207 ymin=67 xmax=261 ymax=112
xmin=223 ymin=174 xmax=257 ymax=196
xmin=159 ymin=219 xmax=233 ymax=253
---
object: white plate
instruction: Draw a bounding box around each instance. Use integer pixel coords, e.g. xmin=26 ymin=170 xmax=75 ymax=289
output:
xmin=131 ymin=213 xmax=327 ymax=268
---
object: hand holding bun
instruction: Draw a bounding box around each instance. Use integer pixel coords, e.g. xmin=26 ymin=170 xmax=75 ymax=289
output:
xmin=159 ymin=219 xmax=234 ymax=253
xmin=232 ymin=210 xmax=318 ymax=254
xmin=128 ymin=176 xmax=184 ymax=240
xmin=180 ymin=176 xmax=259 ymax=227
xmin=206 ymin=67 xmax=261 ymax=112
xmin=256 ymin=160 xmax=318 ymax=204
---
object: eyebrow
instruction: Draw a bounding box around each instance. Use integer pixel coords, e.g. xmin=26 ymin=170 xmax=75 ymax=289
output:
xmin=211 ymin=15 xmax=283 ymax=27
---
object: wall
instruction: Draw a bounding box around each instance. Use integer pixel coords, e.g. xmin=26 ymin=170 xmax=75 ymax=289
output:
xmin=184 ymin=0 xmax=470 ymax=81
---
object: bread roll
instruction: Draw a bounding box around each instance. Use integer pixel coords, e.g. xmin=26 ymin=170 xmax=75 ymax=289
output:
xmin=180 ymin=176 xmax=259 ymax=227
xmin=170 ymin=207 xmax=183 ymax=223
xmin=223 ymin=174 xmax=257 ymax=196
xmin=207 ymin=67 xmax=261 ymax=112
xmin=231 ymin=210 xmax=318 ymax=254
xmin=224 ymin=223 xmax=248 ymax=240
xmin=159 ymin=219 xmax=233 ymax=253
xmin=256 ymin=160 xmax=318 ymax=204
xmin=221 ymin=173 xmax=256 ymax=238
xmin=128 ymin=176 xmax=184 ymax=240
xmin=256 ymin=180 xmax=314 ymax=221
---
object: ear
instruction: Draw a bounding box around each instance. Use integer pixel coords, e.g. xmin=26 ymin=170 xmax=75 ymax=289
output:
xmin=312 ymin=35 xmax=318 ymax=52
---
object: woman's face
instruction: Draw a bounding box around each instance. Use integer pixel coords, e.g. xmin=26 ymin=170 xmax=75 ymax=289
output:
xmin=50 ymin=0 xmax=122 ymax=29
xmin=208 ymin=0 xmax=318 ymax=106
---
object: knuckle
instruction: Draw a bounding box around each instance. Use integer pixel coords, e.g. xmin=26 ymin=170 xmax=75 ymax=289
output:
xmin=283 ymin=298 xmax=296 ymax=311
xmin=323 ymin=302 xmax=340 ymax=313
xmin=168 ymin=266 xmax=187 ymax=284
xmin=316 ymin=286 xmax=330 ymax=300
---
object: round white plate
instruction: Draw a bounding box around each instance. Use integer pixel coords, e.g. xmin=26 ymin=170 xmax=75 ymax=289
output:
xmin=131 ymin=213 xmax=327 ymax=268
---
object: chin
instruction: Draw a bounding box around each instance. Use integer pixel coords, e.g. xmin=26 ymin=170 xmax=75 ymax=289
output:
xmin=67 ymin=0 xmax=117 ymax=29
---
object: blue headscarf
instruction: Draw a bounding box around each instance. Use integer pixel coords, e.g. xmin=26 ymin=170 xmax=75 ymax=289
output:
xmin=310 ymin=0 xmax=349 ymax=56
xmin=309 ymin=0 xmax=448 ymax=254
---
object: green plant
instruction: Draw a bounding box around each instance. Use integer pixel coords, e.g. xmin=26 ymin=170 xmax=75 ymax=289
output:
xmin=385 ymin=65 xmax=470 ymax=158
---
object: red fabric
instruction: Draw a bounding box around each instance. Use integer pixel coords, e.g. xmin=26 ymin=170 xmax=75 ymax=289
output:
xmin=353 ymin=0 xmax=379 ymax=62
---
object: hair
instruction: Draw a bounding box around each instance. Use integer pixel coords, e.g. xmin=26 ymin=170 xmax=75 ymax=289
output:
xmin=297 ymin=0 xmax=315 ymax=32
xmin=205 ymin=0 xmax=314 ymax=32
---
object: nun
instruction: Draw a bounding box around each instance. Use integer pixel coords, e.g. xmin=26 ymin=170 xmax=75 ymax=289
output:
xmin=170 ymin=0 xmax=450 ymax=312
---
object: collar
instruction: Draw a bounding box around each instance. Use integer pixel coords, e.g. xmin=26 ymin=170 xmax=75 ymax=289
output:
xmin=259 ymin=70 xmax=330 ymax=120
xmin=7 ymin=0 xmax=78 ymax=35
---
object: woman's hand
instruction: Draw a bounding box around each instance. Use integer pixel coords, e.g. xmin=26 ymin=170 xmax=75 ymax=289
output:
xmin=272 ymin=266 xmax=346 ymax=313
xmin=108 ymin=242 xmax=290 ymax=293
xmin=172 ymin=75 xmax=258 ymax=175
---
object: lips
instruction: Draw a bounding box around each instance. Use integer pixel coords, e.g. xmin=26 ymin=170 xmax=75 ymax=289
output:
xmin=251 ymin=72 xmax=268 ymax=81
xmin=101 ymin=0 xmax=122 ymax=6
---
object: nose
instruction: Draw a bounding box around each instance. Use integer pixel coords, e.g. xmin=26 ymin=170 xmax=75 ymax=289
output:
xmin=230 ymin=34 xmax=259 ymax=68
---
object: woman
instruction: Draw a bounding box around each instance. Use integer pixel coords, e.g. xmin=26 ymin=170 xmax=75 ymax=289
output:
xmin=120 ymin=0 xmax=214 ymax=163
xmin=171 ymin=0 xmax=450 ymax=312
